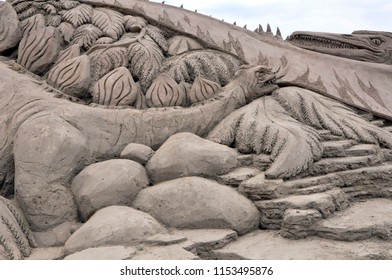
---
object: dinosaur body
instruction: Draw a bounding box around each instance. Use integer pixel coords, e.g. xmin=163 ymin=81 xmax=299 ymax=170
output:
xmin=0 ymin=62 xmax=276 ymax=230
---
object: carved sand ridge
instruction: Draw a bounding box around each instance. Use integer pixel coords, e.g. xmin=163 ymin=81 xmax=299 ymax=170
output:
xmin=1 ymin=0 xmax=392 ymax=260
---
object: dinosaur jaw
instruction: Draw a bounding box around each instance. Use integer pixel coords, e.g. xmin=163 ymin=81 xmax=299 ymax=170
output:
xmin=288 ymin=33 xmax=360 ymax=50
xmin=258 ymin=78 xmax=279 ymax=94
xmin=254 ymin=71 xmax=279 ymax=97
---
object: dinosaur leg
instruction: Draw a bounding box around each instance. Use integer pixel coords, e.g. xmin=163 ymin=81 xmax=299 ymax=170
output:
xmin=13 ymin=113 xmax=89 ymax=231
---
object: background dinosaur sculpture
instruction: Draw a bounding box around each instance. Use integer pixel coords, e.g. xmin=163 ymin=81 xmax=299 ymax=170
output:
xmin=1 ymin=0 xmax=392 ymax=260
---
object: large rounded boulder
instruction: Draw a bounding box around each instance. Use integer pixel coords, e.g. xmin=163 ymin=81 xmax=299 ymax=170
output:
xmin=146 ymin=132 xmax=238 ymax=183
xmin=0 ymin=2 xmax=21 ymax=53
xmin=71 ymin=159 xmax=149 ymax=221
xmin=64 ymin=206 xmax=165 ymax=255
xmin=133 ymin=177 xmax=260 ymax=235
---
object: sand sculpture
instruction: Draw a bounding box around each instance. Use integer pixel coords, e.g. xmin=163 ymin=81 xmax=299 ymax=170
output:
xmin=1 ymin=0 xmax=392 ymax=260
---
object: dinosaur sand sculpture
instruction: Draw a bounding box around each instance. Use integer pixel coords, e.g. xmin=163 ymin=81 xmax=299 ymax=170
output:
xmin=2 ymin=0 xmax=392 ymax=260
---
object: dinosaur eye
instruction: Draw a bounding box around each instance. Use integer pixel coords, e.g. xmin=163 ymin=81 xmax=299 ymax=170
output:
xmin=371 ymin=38 xmax=382 ymax=46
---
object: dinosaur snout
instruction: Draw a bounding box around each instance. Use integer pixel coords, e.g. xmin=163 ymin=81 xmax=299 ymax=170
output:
xmin=235 ymin=65 xmax=279 ymax=103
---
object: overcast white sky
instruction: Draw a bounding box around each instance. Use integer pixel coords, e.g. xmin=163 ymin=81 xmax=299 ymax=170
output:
xmin=152 ymin=0 xmax=392 ymax=38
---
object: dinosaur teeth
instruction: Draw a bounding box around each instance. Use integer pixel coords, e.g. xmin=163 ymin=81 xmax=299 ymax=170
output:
xmin=289 ymin=34 xmax=360 ymax=50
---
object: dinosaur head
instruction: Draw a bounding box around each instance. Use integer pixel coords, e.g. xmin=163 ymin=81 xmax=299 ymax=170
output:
xmin=287 ymin=30 xmax=392 ymax=64
xmin=233 ymin=65 xmax=279 ymax=102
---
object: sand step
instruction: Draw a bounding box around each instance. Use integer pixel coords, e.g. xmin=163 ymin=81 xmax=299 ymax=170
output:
xmin=292 ymin=183 xmax=336 ymax=196
xmin=240 ymin=164 xmax=392 ymax=207
xmin=383 ymin=126 xmax=392 ymax=133
xmin=321 ymin=140 xmax=356 ymax=157
xmin=345 ymin=144 xmax=379 ymax=157
xmin=370 ymin=119 xmax=385 ymax=127
xmin=282 ymin=199 xmax=392 ymax=241
xmin=318 ymin=130 xmax=345 ymax=141
xmin=358 ymin=112 xmax=374 ymax=121
xmin=211 ymin=230 xmax=392 ymax=260
xmin=306 ymin=154 xmax=382 ymax=176
xmin=255 ymin=188 xmax=349 ymax=229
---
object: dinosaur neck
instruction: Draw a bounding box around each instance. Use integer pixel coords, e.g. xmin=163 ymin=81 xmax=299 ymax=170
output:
xmin=78 ymin=0 xmax=392 ymax=120
xmin=0 ymin=62 xmax=246 ymax=153
xmin=59 ymin=82 xmax=246 ymax=152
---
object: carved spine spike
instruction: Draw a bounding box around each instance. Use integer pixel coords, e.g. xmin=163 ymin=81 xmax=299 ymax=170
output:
xmin=266 ymin=24 xmax=272 ymax=34
xmin=233 ymin=21 xmax=236 ymax=26
xmin=255 ymin=24 xmax=264 ymax=34
xmin=276 ymin=27 xmax=282 ymax=39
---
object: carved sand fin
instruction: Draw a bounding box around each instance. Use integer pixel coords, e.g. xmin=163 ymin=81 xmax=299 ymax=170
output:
xmin=233 ymin=21 xmax=236 ymax=26
xmin=180 ymin=4 xmax=183 ymax=8
xmin=259 ymin=24 xmax=264 ymax=33
xmin=243 ymin=25 xmax=247 ymax=29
